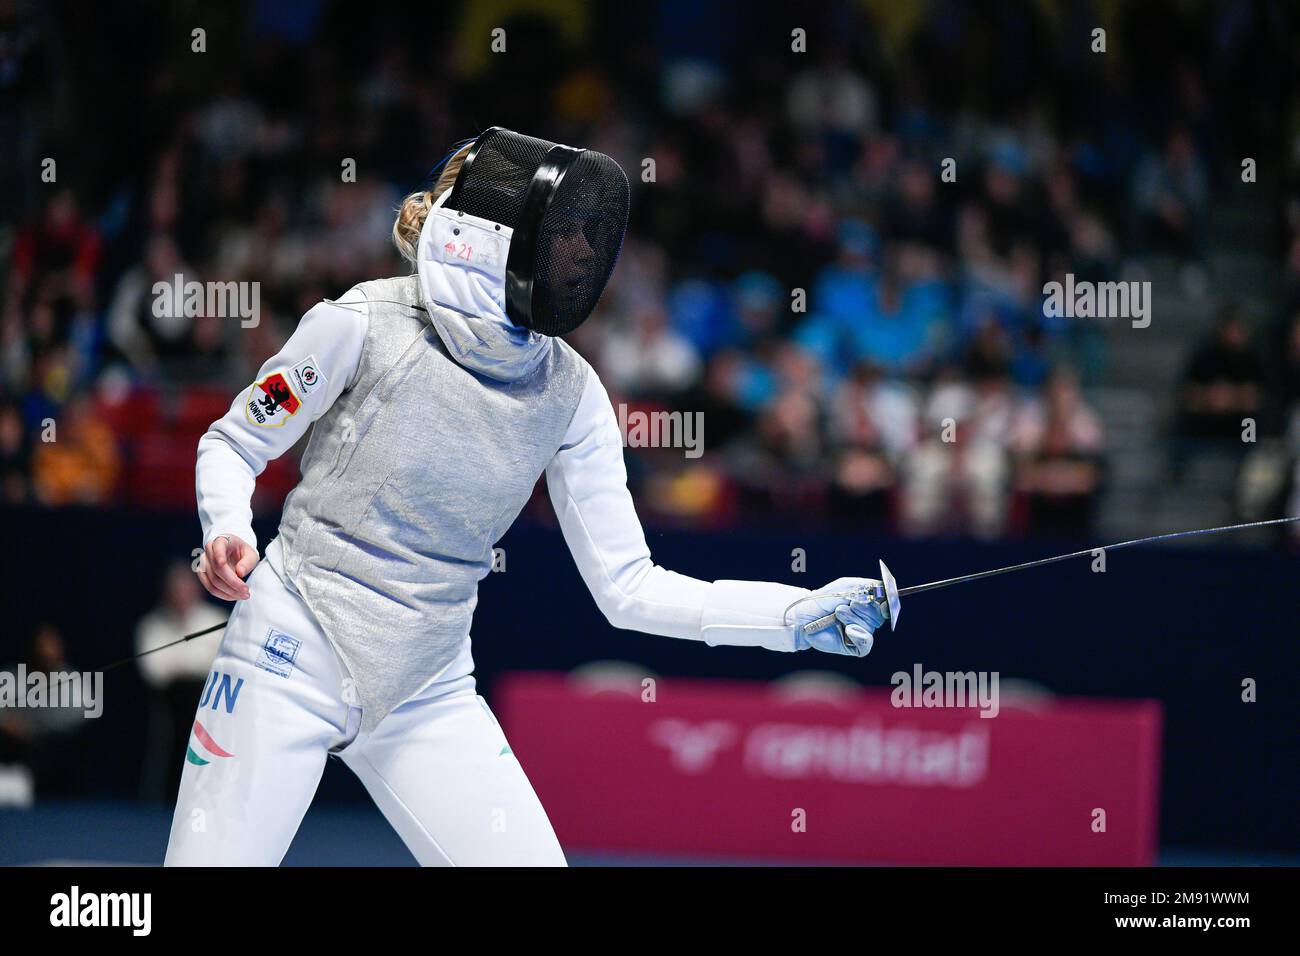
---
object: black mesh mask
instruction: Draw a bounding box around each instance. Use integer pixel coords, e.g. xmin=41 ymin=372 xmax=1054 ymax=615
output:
xmin=444 ymin=128 xmax=630 ymax=336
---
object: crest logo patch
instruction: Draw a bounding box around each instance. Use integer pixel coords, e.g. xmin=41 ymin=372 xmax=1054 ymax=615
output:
xmin=245 ymin=372 xmax=301 ymax=427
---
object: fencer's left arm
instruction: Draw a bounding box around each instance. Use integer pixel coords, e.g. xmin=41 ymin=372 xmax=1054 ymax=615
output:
xmin=545 ymin=370 xmax=881 ymax=655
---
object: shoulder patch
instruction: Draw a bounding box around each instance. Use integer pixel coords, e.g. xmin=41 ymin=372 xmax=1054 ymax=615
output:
xmin=290 ymin=355 xmax=326 ymax=397
xmin=245 ymin=372 xmax=301 ymax=428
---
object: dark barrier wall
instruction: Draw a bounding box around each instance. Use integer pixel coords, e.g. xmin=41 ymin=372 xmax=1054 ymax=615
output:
xmin=1 ymin=506 xmax=1296 ymax=853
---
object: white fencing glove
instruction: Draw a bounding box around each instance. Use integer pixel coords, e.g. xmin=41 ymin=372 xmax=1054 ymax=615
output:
xmin=786 ymin=577 xmax=887 ymax=657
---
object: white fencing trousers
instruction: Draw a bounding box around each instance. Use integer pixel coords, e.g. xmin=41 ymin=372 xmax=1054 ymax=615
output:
xmin=163 ymin=560 xmax=566 ymax=866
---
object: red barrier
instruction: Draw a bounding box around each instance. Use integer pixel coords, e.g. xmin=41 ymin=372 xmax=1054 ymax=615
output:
xmin=495 ymin=673 xmax=1162 ymax=865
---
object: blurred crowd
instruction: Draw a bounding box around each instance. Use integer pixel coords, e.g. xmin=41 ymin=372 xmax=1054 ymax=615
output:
xmin=1 ymin=0 xmax=1295 ymax=541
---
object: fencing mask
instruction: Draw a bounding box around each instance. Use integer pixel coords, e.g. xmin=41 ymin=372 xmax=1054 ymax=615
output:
xmin=441 ymin=127 xmax=630 ymax=337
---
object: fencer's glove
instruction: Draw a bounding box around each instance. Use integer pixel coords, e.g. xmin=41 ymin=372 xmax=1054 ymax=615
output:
xmin=787 ymin=577 xmax=887 ymax=657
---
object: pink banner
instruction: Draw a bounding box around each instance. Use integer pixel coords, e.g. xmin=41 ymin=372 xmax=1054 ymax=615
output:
xmin=496 ymin=673 xmax=1162 ymax=865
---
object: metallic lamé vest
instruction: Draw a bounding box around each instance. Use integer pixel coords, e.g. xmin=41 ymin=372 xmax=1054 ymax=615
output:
xmin=276 ymin=275 xmax=589 ymax=731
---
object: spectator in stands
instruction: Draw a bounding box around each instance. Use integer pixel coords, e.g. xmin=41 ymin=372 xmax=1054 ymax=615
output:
xmin=0 ymin=625 xmax=87 ymax=797
xmin=982 ymin=140 xmax=1037 ymax=260
xmin=666 ymin=277 xmax=735 ymax=360
xmin=884 ymin=157 xmax=952 ymax=253
xmin=136 ymin=561 xmax=226 ymax=802
xmin=679 ymin=349 xmax=763 ymax=453
xmin=1059 ymin=208 xmax=1120 ymax=385
xmin=0 ymin=397 xmax=30 ymax=503
xmin=1238 ymin=312 xmax=1300 ymax=537
xmin=731 ymin=270 xmax=785 ymax=346
xmin=30 ymin=393 xmax=120 ymax=505
xmin=601 ymin=303 xmax=702 ymax=399
xmin=803 ymin=242 xmax=946 ymax=378
xmin=728 ymin=344 xmax=827 ymax=515
xmin=1131 ymin=125 xmax=1209 ymax=261
xmin=9 ymin=188 xmax=101 ymax=305
xmin=1177 ymin=306 xmax=1265 ymax=444
xmin=1010 ymin=366 xmax=1106 ymax=536
xmin=900 ymin=367 xmax=1012 ymax=539
xmin=830 ymin=361 xmax=920 ymax=464
xmin=11 ymin=296 xmax=81 ymax=435
xmin=827 ymin=362 xmax=916 ymax=526
xmin=105 ymin=233 xmax=198 ymax=375
xmin=786 ymin=46 xmax=879 ymax=173
xmin=1274 ymin=310 xmax=1300 ymax=435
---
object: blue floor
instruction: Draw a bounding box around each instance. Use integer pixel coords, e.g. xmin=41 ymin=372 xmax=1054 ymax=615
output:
xmin=1 ymin=802 xmax=1295 ymax=867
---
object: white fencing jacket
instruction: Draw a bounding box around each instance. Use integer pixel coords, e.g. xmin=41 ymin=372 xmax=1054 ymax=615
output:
xmin=196 ymin=205 xmax=811 ymax=727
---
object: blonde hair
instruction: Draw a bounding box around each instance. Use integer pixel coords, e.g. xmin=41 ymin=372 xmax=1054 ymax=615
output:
xmin=392 ymin=143 xmax=473 ymax=264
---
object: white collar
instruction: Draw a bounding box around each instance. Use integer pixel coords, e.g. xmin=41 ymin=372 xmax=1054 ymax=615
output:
xmin=415 ymin=190 xmax=549 ymax=381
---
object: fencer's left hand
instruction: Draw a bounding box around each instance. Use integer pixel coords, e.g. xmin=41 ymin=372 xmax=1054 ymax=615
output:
xmin=789 ymin=577 xmax=887 ymax=657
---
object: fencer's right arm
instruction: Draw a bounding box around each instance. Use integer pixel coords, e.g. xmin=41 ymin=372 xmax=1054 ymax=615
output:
xmin=195 ymin=288 xmax=368 ymax=552
xmin=545 ymin=369 xmax=883 ymax=656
